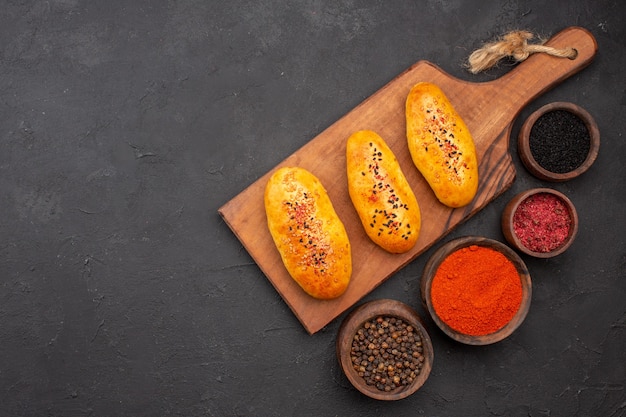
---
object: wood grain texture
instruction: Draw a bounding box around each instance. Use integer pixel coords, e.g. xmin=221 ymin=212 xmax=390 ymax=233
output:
xmin=218 ymin=27 xmax=597 ymax=334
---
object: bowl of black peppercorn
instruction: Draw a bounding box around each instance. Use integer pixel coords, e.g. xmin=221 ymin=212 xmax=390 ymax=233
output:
xmin=336 ymin=299 xmax=433 ymax=401
xmin=518 ymin=101 xmax=600 ymax=182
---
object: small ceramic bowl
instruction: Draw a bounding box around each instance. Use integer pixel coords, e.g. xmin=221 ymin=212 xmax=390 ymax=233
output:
xmin=336 ymin=299 xmax=433 ymax=401
xmin=518 ymin=101 xmax=600 ymax=182
xmin=501 ymin=188 xmax=579 ymax=258
xmin=420 ymin=236 xmax=531 ymax=345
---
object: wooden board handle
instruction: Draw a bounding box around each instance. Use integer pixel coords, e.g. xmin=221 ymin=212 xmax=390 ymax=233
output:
xmin=452 ymin=26 xmax=597 ymax=148
xmin=482 ymin=26 xmax=597 ymax=110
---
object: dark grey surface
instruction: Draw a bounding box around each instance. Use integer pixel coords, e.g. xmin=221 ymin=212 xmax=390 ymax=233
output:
xmin=1 ymin=1 xmax=625 ymax=416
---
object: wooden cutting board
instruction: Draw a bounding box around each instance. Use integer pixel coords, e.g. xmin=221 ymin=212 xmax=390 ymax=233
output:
xmin=218 ymin=27 xmax=597 ymax=334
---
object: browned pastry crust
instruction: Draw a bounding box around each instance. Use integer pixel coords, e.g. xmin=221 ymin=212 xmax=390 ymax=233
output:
xmin=347 ymin=130 xmax=421 ymax=253
xmin=265 ymin=167 xmax=351 ymax=299
xmin=406 ymin=82 xmax=479 ymax=208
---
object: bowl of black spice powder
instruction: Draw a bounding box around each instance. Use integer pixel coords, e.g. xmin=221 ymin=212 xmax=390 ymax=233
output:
xmin=518 ymin=102 xmax=600 ymax=181
xmin=336 ymin=299 xmax=433 ymax=400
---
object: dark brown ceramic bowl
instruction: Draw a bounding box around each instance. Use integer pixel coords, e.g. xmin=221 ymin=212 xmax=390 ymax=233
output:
xmin=420 ymin=236 xmax=532 ymax=345
xmin=336 ymin=299 xmax=433 ymax=401
xmin=501 ymin=188 xmax=579 ymax=258
xmin=518 ymin=101 xmax=600 ymax=182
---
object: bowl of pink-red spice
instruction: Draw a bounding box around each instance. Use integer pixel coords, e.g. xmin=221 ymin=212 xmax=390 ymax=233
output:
xmin=501 ymin=188 xmax=579 ymax=258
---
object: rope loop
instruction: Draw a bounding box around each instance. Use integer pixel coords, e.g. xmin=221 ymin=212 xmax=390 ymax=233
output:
xmin=467 ymin=30 xmax=577 ymax=74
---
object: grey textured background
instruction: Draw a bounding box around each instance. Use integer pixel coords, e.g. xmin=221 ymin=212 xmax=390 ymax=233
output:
xmin=1 ymin=1 xmax=625 ymax=416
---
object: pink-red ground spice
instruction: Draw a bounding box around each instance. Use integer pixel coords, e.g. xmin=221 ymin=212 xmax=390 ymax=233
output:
xmin=513 ymin=193 xmax=571 ymax=253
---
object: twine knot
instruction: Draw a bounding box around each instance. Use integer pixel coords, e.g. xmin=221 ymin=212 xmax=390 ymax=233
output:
xmin=467 ymin=30 xmax=578 ymax=74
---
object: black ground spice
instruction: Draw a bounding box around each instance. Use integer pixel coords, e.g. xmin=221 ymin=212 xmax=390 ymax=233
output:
xmin=529 ymin=110 xmax=590 ymax=173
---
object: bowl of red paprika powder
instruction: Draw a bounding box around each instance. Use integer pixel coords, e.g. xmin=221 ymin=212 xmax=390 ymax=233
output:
xmin=501 ymin=188 xmax=579 ymax=258
xmin=518 ymin=101 xmax=600 ymax=182
xmin=420 ymin=236 xmax=531 ymax=345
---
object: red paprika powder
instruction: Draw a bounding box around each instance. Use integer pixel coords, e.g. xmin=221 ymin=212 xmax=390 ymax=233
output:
xmin=512 ymin=192 xmax=571 ymax=253
xmin=430 ymin=245 xmax=522 ymax=336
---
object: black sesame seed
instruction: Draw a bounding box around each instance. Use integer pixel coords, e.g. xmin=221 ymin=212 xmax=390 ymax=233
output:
xmin=529 ymin=109 xmax=590 ymax=173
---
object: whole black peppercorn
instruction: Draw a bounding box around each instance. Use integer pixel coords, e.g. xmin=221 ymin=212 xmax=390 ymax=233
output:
xmin=350 ymin=316 xmax=426 ymax=392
